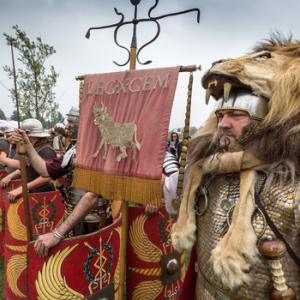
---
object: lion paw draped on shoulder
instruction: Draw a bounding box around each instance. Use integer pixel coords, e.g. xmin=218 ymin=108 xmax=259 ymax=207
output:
xmin=210 ymin=240 xmax=259 ymax=290
xmin=171 ymin=222 xmax=196 ymax=252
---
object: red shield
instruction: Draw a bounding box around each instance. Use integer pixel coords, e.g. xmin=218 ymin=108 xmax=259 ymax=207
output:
xmin=27 ymin=216 xmax=121 ymax=299
xmin=0 ymin=186 xmax=4 ymax=257
xmin=0 ymin=169 xmax=7 ymax=180
xmin=4 ymin=190 xmax=64 ymax=300
xmin=127 ymin=207 xmax=184 ymax=300
xmin=0 ymin=177 xmax=21 ymax=258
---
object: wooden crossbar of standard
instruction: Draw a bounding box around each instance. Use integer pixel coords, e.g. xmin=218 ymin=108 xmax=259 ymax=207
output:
xmin=76 ymin=63 xmax=200 ymax=299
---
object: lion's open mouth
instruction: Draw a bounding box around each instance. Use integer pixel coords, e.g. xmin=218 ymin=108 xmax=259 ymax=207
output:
xmin=202 ymin=72 xmax=252 ymax=104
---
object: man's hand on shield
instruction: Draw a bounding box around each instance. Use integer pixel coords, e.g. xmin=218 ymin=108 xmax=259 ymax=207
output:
xmin=34 ymin=231 xmax=62 ymax=258
xmin=7 ymin=186 xmax=22 ymax=202
xmin=0 ymin=174 xmax=12 ymax=188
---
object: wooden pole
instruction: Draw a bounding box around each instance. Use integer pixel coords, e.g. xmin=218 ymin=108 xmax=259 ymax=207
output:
xmin=118 ymin=45 xmax=137 ymax=300
xmin=9 ymin=40 xmax=32 ymax=242
xmin=17 ymin=142 xmax=32 ymax=242
xmin=75 ymin=64 xmax=201 ymax=300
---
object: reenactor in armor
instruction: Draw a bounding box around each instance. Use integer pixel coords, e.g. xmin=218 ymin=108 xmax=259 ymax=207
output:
xmin=171 ymin=94 xmax=300 ymax=298
xmin=11 ymin=108 xmax=111 ymax=257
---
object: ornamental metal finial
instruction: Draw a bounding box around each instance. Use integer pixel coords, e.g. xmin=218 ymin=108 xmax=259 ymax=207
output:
xmin=85 ymin=0 xmax=200 ymax=67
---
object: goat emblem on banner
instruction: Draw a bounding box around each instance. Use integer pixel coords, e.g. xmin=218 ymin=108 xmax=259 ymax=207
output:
xmin=92 ymin=103 xmax=141 ymax=162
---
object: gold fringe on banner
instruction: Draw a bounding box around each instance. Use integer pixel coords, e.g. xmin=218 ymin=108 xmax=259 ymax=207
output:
xmin=73 ymin=167 xmax=162 ymax=207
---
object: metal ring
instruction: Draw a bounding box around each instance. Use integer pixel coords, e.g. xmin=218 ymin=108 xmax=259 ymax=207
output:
xmin=226 ymin=204 xmax=235 ymax=227
xmin=195 ymin=187 xmax=208 ymax=216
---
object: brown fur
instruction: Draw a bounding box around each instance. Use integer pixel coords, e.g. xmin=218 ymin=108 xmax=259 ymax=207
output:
xmin=250 ymin=34 xmax=300 ymax=126
xmin=193 ymin=34 xmax=300 ymax=179
xmin=253 ymin=32 xmax=300 ymax=57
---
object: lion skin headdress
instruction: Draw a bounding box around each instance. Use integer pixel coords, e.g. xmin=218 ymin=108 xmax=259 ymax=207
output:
xmin=190 ymin=33 xmax=300 ymax=174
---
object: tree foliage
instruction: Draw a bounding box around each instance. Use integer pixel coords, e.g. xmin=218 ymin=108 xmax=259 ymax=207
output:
xmin=10 ymin=110 xmax=19 ymax=121
xmin=3 ymin=25 xmax=60 ymax=126
xmin=0 ymin=108 xmax=6 ymax=120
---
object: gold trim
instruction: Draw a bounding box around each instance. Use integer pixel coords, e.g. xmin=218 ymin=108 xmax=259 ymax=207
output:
xmin=132 ymin=280 xmax=163 ymax=300
xmin=128 ymin=266 xmax=161 ymax=276
xmin=114 ymin=226 xmax=121 ymax=297
xmin=7 ymin=254 xmax=27 ymax=297
xmin=7 ymin=199 xmax=27 ymax=241
xmin=129 ymin=214 xmax=162 ymax=263
xmin=73 ymin=167 xmax=162 ymax=206
xmin=6 ymin=245 xmax=27 ymax=253
xmin=35 ymin=245 xmax=84 ymax=299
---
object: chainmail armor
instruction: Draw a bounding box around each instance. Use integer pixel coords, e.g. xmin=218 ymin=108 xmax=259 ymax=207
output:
xmin=195 ymin=172 xmax=300 ymax=299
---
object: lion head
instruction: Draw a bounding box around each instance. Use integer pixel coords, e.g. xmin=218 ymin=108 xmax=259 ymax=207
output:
xmin=202 ymin=34 xmax=300 ymax=127
xmin=190 ymin=35 xmax=300 ymax=175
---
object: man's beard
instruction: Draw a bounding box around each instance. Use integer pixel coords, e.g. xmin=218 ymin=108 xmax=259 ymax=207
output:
xmin=216 ymin=128 xmax=238 ymax=152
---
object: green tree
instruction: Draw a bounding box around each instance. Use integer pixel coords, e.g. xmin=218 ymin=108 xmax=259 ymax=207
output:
xmin=3 ymin=25 xmax=59 ymax=123
xmin=0 ymin=108 xmax=6 ymax=120
xmin=43 ymin=109 xmax=64 ymax=129
xmin=189 ymin=126 xmax=198 ymax=137
xmin=10 ymin=110 xmax=19 ymax=121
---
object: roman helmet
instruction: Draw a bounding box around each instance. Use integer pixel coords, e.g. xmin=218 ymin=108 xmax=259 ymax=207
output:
xmin=54 ymin=122 xmax=65 ymax=135
xmin=21 ymin=118 xmax=50 ymax=138
xmin=66 ymin=107 xmax=80 ymax=124
xmin=66 ymin=107 xmax=80 ymax=141
xmin=214 ymin=91 xmax=268 ymax=121
xmin=4 ymin=126 xmax=16 ymax=138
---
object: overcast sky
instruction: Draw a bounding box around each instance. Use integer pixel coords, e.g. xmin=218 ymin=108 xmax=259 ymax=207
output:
xmin=1 ymin=0 xmax=300 ymax=129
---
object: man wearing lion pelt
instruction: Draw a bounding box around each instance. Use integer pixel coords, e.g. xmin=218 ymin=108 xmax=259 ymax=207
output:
xmin=171 ymin=35 xmax=300 ymax=299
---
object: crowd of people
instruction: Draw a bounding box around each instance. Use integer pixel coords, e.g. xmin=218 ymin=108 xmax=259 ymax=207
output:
xmin=0 ymin=107 xmax=111 ymax=257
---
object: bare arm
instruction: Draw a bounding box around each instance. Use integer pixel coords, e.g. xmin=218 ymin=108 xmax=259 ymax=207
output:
xmin=0 ymin=169 xmax=21 ymax=187
xmin=34 ymin=192 xmax=99 ymax=257
xmin=56 ymin=192 xmax=98 ymax=235
xmin=11 ymin=130 xmax=49 ymax=177
xmin=25 ymin=143 xmax=49 ymax=176
xmin=7 ymin=176 xmax=52 ymax=202
xmin=0 ymin=153 xmax=20 ymax=169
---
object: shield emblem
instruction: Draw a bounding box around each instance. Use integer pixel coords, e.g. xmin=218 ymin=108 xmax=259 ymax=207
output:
xmin=27 ymin=216 xmax=121 ymax=299
xmin=127 ymin=207 xmax=184 ymax=300
xmin=4 ymin=190 xmax=64 ymax=299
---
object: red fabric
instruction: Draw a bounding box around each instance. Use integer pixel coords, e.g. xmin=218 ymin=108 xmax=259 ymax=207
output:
xmin=46 ymin=156 xmax=66 ymax=180
xmin=179 ymin=246 xmax=197 ymax=300
xmin=0 ymin=170 xmax=7 ymax=257
xmin=76 ymin=67 xmax=180 ymax=179
xmin=127 ymin=207 xmax=183 ymax=299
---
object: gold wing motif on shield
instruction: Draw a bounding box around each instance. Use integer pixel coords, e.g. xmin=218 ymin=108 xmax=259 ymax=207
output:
xmin=35 ymin=245 xmax=84 ymax=299
xmin=129 ymin=214 xmax=162 ymax=263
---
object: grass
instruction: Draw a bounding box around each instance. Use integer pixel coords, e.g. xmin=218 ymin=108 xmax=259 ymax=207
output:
xmin=0 ymin=258 xmax=3 ymax=300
